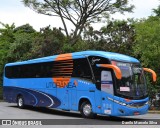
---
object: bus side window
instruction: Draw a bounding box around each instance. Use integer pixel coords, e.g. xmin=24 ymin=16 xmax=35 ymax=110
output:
xmin=72 ymin=58 xmax=92 ymax=81
xmin=5 ymin=66 xmax=14 ymax=78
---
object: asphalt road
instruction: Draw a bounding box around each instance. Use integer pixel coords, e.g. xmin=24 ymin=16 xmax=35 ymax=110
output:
xmin=0 ymin=102 xmax=160 ymax=128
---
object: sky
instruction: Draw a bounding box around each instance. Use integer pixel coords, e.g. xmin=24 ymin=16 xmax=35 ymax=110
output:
xmin=0 ymin=0 xmax=159 ymax=31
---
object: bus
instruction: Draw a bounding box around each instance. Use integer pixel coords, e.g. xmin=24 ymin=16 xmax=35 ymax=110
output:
xmin=3 ymin=51 xmax=157 ymax=118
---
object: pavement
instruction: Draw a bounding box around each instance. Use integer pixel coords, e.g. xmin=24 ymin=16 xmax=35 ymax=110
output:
xmin=0 ymin=102 xmax=160 ymax=128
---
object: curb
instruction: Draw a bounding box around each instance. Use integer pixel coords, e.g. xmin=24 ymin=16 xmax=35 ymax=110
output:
xmin=148 ymin=111 xmax=160 ymax=114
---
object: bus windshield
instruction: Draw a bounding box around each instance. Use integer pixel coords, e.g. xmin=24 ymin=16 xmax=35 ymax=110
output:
xmin=112 ymin=61 xmax=147 ymax=99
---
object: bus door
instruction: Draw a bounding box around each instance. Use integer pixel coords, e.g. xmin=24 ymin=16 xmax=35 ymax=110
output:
xmin=57 ymin=84 xmax=70 ymax=110
xmin=67 ymin=80 xmax=77 ymax=110
xmin=56 ymin=79 xmax=77 ymax=110
xmin=56 ymin=80 xmax=77 ymax=110
xmin=100 ymin=69 xmax=114 ymax=115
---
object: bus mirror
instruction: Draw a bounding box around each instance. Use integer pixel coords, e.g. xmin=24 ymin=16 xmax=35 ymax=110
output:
xmin=143 ymin=68 xmax=157 ymax=82
xmin=96 ymin=64 xmax=122 ymax=80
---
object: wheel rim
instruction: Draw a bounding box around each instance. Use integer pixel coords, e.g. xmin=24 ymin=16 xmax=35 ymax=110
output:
xmin=18 ymin=98 xmax=23 ymax=107
xmin=83 ymin=104 xmax=92 ymax=116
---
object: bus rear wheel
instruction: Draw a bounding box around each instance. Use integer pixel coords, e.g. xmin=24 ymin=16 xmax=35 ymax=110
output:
xmin=17 ymin=96 xmax=25 ymax=109
xmin=80 ymin=101 xmax=96 ymax=118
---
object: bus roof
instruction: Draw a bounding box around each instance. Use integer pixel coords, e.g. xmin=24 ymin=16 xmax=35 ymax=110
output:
xmin=5 ymin=50 xmax=139 ymax=66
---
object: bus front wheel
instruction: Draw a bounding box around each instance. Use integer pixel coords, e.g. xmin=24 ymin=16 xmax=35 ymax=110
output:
xmin=80 ymin=101 xmax=96 ymax=118
xmin=17 ymin=96 xmax=25 ymax=109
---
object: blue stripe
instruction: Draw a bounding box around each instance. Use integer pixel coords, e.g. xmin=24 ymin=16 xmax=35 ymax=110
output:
xmin=3 ymin=86 xmax=61 ymax=108
xmin=101 ymin=81 xmax=113 ymax=84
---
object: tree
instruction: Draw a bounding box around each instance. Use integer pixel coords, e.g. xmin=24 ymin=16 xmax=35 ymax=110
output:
xmin=0 ymin=22 xmax=15 ymax=85
xmin=134 ymin=17 xmax=160 ymax=72
xmin=83 ymin=19 xmax=135 ymax=55
xmin=0 ymin=22 xmax=16 ymax=99
xmin=27 ymin=26 xmax=66 ymax=58
xmin=22 ymin=0 xmax=134 ymax=45
xmin=153 ymin=5 xmax=160 ymax=17
xmin=6 ymin=24 xmax=37 ymax=62
xmin=0 ymin=23 xmax=37 ymax=86
xmin=14 ymin=24 xmax=36 ymax=33
xmin=133 ymin=16 xmax=160 ymax=101
xmin=0 ymin=22 xmax=15 ymax=43
xmin=7 ymin=32 xmax=37 ymax=62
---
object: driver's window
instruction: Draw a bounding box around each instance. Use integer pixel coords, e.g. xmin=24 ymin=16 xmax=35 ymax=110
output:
xmin=88 ymin=56 xmax=111 ymax=91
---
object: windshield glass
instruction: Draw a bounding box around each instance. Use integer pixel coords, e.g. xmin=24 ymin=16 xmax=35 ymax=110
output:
xmin=112 ymin=61 xmax=147 ymax=99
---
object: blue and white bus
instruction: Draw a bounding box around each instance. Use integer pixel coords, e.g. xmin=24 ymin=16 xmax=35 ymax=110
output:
xmin=3 ymin=51 xmax=156 ymax=118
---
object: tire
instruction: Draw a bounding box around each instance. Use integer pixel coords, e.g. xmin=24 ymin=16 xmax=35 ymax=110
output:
xmin=80 ymin=101 xmax=96 ymax=118
xmin=17 ymin=96 xmax=25 ymax=109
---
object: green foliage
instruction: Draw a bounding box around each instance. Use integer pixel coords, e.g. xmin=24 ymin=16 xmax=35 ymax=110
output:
xmin=14 ymin=24 xmax=36 ymax=33
xmin=146 ymin=75 xmax=159 ymax=99
xmin=153 ymin=5 xmax=160 ymax=17
xmin=0 ymin=22 xmax=15 ymax=43
xmin=134 ymin=17 xmax=160 ymax=69
xmin=7 ymin=32 xmax=36 ymax=62
xmin=0 ymin=22 xmax=16 ymax=99
xmin=100 ymin=19 xmax=135 ymax=55
xmin=133 ymin=16 xmax=160 ymax=97
xmin=6 ymin=24 xmax=37 ymax=62
xmin=0 ymin=22 xmax=15 ymax=86
xmin=27 ymin=26 xmax=66 ymax=58
xmin=62 ymin=40 xmax=90 ymax=53
xmin=83 ymin=19 xmax=135 ymax=55
xmin=0 ymin=23 xmax=37 ymax=90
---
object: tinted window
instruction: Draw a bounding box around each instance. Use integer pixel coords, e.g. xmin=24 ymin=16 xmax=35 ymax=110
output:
xmin=5 ymin=58 xmax=92 ymax=80
xmin=5 ymin=59 xmax=73 ymax=78
xmin=72 ymin=58 xmax=92 ymax=81
xmin=88 ymin=56 xmax=111 ymax=90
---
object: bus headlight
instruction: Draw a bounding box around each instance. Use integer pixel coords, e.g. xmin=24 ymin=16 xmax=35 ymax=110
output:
xmin=107 ymin=97 xmax=126 ymax=106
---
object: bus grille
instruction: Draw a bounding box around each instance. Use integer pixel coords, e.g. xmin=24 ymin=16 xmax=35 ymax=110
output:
xmin=127 ymin=102 xmax=147 ymax=108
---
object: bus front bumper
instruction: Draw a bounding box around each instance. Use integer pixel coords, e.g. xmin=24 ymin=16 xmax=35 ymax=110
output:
xmin=111 ymin=103 xmax=149 ymax=116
